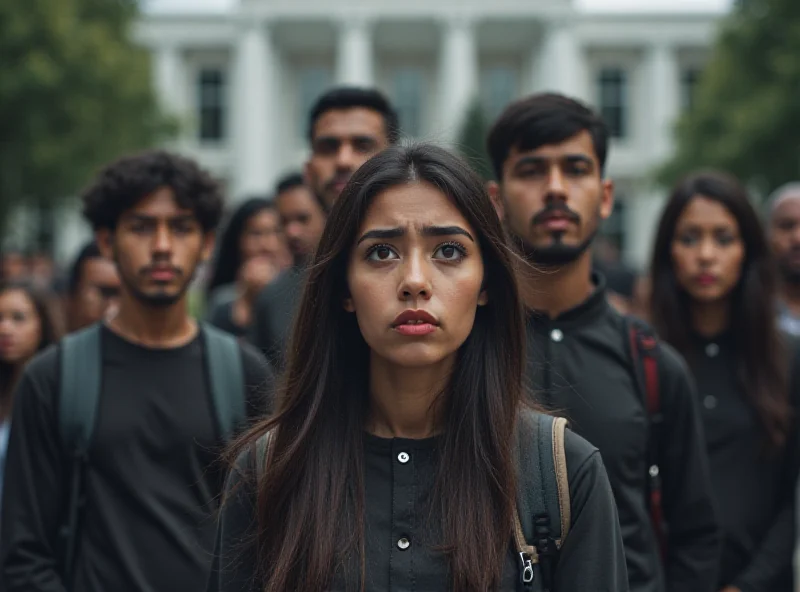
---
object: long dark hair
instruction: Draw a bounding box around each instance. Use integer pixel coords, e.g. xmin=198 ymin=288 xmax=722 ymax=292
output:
xmin=0 ymin=281 xmax=62 ymax=421
xmin=230 ymin=144 xmax=526 ymax=591
xmin=650 ymin=171 xmax=792 ymax=452
xmin=206 ymin=197 xmax=274 ymax=296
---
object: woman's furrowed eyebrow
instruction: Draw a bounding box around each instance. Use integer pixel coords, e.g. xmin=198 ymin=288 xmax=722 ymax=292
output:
xmin=356 ymin=225 xmax=475 ymax=245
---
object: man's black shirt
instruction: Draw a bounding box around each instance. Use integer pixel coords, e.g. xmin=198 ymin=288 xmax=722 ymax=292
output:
xmin=525 ymin=275 xmax=720 ymax=592
xmin=0 ymin=325 xmax=274 ymax=592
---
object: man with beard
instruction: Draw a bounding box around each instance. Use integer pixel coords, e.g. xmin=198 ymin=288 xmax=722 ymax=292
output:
xmin=767 ymin=183 xmax=800 ymax=336
xmin=487 ymin=93 xmax=719 ymax=592
xmin=1 ymin=151 xmax=273 ymax=591
xmin=250 ymin=87 xmax=399 ymax=369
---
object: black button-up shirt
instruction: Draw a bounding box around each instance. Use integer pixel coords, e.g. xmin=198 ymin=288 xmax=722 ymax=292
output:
xmin=525 ymin=275 xmax=720 ymax=592
xmin=208 ymin=426 xmax=628 ymax=591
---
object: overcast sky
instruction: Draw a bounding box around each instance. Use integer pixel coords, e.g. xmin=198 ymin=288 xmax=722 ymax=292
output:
xmin=145 ymin=0 xmax=733 ymax=13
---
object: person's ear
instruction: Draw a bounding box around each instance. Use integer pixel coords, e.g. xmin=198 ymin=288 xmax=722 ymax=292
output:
xmin=477 ymin=289 xmax=489 ymax=306
xmin=201 ymin=231 xmax=216 ymax=262
xmin=487 ymin=181 xmax=505 ymax=220
xmin=343 ymin=296 xmax=355 ymax=312
xmin=95 ymin=229 xmax=113 ymax=260
xmin=600 ymin=179 xmax=615 ymax=221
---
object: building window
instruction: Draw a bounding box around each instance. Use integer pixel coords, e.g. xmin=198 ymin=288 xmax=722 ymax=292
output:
xmin=391 ymin=68 xmax=425 ymax=138
xmin=481 ymin=67 xmax=517 ymax=123
xmin=198 ymin=68 xmax=226 ymax=142
xmin=298 ymin=67 xmax=332 ymax=138
xmin=597 ymin=68 xmax=628 ymax=139
xmin=681 ymin=67 xmax=702 ymax=111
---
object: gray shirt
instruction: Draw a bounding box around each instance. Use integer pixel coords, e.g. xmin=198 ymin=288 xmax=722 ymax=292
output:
xmin=248 ymin=266 xmax=306 ymax=371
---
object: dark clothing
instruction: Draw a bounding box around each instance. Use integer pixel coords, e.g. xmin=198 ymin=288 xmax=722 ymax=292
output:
xmin=526 ymin=275 xmax=720 ymax=592
xmin=690 ymin=331 xmax=799 ymax=591
xmin=0 ymin=325 xmax=274 ymax=592
xmin=208 ymin=425 xmax=628 ymax=591
xmin=248 ymin=265 xmax=306 ymax=370
xmin=208 ymin=299 xmax=247 ymax=339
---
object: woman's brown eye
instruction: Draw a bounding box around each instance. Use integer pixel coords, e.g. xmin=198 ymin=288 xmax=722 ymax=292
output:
xmin=377 ymin=247 xmax=391 ymax=259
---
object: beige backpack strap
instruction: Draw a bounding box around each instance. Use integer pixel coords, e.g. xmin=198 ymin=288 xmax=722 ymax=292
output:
xmin=552 ymin=416 xmax=571 ymax=543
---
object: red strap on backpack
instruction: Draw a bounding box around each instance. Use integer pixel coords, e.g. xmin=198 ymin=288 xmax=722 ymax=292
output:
xmin=628 ymin=324 xmax=667 ymax=561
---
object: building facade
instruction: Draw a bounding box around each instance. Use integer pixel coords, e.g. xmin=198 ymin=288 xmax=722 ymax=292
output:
xmin=134 ymin=0 xmax=721 ymax=268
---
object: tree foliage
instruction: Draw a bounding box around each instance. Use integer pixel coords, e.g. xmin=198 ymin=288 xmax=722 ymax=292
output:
xmin=660 ymin=0 xmax=800 ymax=196
xmin=456 ymin=99 xmax=495 ymax=182
xmin=0 ymin=0 xmax=171 ymax=245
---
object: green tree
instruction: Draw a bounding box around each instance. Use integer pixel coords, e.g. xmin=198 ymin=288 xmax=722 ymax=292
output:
xmin=0 ymin=0 xmax=172 ymax=249
xmin=457 ymin=99 xmax=495 ymax=182
xmin=660 ymin=0 xmax=800 ymax=196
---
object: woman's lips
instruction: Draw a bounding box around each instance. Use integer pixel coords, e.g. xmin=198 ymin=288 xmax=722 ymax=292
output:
xmin=394 ymin=323 xmax=438 ymax=336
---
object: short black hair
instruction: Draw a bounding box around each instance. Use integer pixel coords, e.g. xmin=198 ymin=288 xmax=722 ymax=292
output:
xmin=82 ymin=150 xmax=224 ymax=232
xmin=274 ymin=171 xmax=327 ymax=213
xmin=275 ymin=172 xmax=305 ymax=196
xmin=307 ymin=86 xmax=400 ymax=145
xmin=67 ymin=241 xmax=102 ymax=296
xmin=486 ymin=93 xmax=609 ymax=180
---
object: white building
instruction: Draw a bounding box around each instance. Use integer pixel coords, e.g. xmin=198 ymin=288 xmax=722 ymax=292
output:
xmin=133 ymin=0 xmax=721 ymax=269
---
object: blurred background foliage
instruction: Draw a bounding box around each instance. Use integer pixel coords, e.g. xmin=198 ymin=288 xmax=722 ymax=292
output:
xmin=0 ymin=0 xmax=173 ymax=249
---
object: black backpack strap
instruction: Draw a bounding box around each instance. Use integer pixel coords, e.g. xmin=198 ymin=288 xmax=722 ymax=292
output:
xmin=514 ymin=411 xmax=570 ymax=591
xmin=624 ymin=316 xmax=666 ymax=559
xmin=57 ymin=323 xmax=103 ymax=586
xmin=202 ymin=323 xmax=246 ymax=441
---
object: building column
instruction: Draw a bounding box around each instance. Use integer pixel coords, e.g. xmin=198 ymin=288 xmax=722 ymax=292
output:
xmin=335 ymin=17 xmax=374 ymax=87
xmin=154 ymin=45 xmax=184 ymax=117
xmin=437 ymin=17 xmax=478 ymax=145
xmin=647 ymin=43 xmax=680 ymax=164
xmin=232 ymin=18 xmax=277 ymax=200
xmin=535 ymin=18 xmax=585 ymax=99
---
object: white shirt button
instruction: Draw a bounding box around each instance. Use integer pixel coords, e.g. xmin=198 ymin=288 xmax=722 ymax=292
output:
xmin=703 ymin=395 xmax=717 ymax=410
xmin=705 ymin=343 xmax=720 ymax=357
xmin=397 ymin=537 xmax=410 ymax=550
xmin=550 ymin=329 xmax=564 ymax=343
xmin=397 ymin=452 xmax=409 ymax=464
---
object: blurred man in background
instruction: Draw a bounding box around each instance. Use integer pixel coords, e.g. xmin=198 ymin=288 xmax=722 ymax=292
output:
xmin=64 ymin=241 xmax=120 ymax=332
xmin=250 ymin=87 xmax=399 ymax=369
xmin=767 ymin=182 xmax=800 ymax=336
xmin=0 ymin=250 xmax=28 ymax=283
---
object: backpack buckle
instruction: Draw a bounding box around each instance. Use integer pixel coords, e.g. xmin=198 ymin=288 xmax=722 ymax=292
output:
xmin=519 ymin=552 xmax=534 ymax=585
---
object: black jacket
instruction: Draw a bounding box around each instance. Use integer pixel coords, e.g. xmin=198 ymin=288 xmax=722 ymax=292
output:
xmin=525 ymin=275 xmax=720 ymax=592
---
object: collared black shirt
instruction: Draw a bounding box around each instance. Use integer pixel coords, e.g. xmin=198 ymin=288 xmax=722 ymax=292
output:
xmin=525 ymin=275 xmax=720 ymax=592
xmin=690 ymin=331 xmax=798 ymax=591
xmin=208 ymin=425 xmax=629 ymax=591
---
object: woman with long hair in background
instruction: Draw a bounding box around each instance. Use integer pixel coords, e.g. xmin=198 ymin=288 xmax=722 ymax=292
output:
xmin=0 ymin=281 xmax=62 ymax=510
xmin=207 ymin=144 xmax=627 ymax=592
xmin=206 ymin=198 xmax=289 ymax=337
xmin=650 ymin=171 xmax=798 ymax=591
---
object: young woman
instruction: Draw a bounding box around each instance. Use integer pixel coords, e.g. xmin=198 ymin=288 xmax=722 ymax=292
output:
xmin=0 ymin=282 xmax=61 ymax=508
xmin=206 ymin=198 xmax=290 ymax=337
xmin=208 ymin=144 xmax=627 ymax=591
xmin=650 ymin=171 xmax=798 ymax=592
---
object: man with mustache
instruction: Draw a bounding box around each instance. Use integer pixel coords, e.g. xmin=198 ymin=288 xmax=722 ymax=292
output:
xmin=250 ymin=87 xmax=399 ymax=369
xmin=767 ymin=183 xmax=800 ymax=336
xmin=487 ymin=93 xmax=720 ymax=592
xmin=1 ymin=151 xmax=273 ymax=591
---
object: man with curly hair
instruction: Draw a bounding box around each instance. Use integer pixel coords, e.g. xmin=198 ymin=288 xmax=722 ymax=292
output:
xmin=0 ymin=151 xmax=274 ymax=592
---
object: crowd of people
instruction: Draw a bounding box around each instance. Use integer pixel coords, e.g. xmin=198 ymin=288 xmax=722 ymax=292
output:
xmin=0 ymin=85 xmax=797 ymax=592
